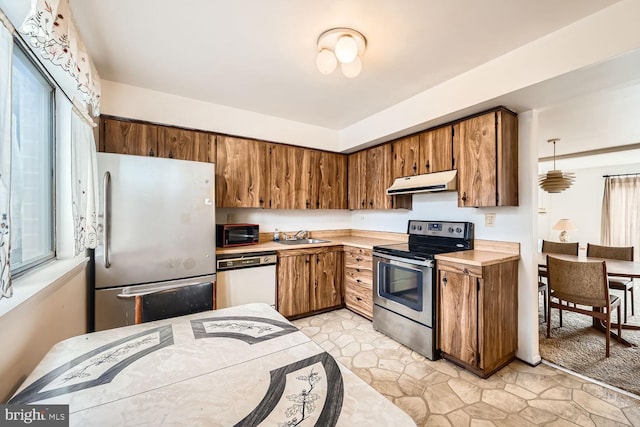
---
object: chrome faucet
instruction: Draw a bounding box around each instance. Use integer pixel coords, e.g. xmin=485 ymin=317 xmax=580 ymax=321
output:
xmin=293 ymin=229 xmax=308 ymax=240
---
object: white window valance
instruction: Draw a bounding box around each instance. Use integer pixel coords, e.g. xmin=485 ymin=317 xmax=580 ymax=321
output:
xmin=20 ymin=0 xmax=101 ymax=115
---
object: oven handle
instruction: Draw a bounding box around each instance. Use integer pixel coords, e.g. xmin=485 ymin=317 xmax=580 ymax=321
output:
xmin=372 ymin=252 xmax=434 ymax=268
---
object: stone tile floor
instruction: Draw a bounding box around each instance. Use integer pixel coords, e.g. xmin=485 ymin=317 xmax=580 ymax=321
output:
xmin=292 ymin=309 xmax=640 ymax=426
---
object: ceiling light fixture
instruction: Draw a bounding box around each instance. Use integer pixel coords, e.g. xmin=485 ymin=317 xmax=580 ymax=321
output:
xmin=316 ymin=28 xmax=366 ymax=78
xmin=538 ymin=138 xmax=575 ymax=193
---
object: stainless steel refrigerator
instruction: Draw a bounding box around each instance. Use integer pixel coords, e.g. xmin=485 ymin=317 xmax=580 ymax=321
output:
xmin=94 ymin=153 xmax=216 ymax=331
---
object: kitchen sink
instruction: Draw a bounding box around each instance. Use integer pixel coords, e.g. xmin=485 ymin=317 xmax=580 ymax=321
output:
xmin=277 ymin=238 xmax=330 ymax=245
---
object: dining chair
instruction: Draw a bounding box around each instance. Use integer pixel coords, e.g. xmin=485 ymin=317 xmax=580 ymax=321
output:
xmin=134 ymin=282 xmax=214 ymax=323
xmin=546 ymin=255 xmax=621 ymax=357
xmin=539 ymin=240 xmax=579 ymax=321
xmin=586 ymin=243 xmax=635 ymax=323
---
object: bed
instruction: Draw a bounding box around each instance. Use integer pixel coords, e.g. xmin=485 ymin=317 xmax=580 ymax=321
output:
xmin=9 ymin=303 xmax=416 ymax=426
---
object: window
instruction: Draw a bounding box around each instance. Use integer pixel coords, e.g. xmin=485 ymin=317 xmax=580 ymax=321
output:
xmin=10 ymin=44 xmax=55 ymax=274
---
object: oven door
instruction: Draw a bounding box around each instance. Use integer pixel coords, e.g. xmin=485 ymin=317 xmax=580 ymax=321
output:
xmin=372 ymin=253 xmax=434 ymax=327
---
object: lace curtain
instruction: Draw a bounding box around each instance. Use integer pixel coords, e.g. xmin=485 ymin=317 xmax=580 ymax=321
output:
xmin=70 ymin=106 xmax=98 ymax=255
xmin=20 ymin=0 xmax=101 ymax=115
xmin=601 ymin=176 xmax=640 ymax=261
xmin=0 ymin=14 xmax=13 ymax=299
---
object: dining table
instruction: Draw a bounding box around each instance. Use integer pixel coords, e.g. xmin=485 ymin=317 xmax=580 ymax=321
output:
xmin=9 ymin=303 xmax=416 ymax=426
xmin=538 ymin=252 xmax=640 ymax=346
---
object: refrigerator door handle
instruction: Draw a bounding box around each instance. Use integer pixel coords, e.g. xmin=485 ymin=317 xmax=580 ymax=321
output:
xmin=103 ymin=171 xmax=111 ymax=268
xmin=116 ymin=281 xmax=212 ymax=299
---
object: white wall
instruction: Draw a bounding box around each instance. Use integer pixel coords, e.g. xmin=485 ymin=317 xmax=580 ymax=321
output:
xmin=0 ymin=269 xmax=87 ymax=402
xmin=100 ymin=81 xmax=340 ymax=152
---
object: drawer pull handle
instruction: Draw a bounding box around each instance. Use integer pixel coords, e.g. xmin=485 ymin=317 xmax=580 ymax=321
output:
xmin=356 ymin=296 xmax=362 ymax=301
xmin=355 ymin=257 xmax=362 ymax=261
xmin=463 ymin=268 xmax=469 ymax=275
xmin=356 ymin=279 xmax=361 ymax=283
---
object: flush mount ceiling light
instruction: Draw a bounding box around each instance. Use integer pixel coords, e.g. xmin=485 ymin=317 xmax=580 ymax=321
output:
xmin=316 ymin=28 xmax=367 ymax=78
xmin=538 ymin=138 xmax=575 ymax=193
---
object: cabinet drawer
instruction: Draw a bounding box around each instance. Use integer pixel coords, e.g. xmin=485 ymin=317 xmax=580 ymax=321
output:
xmin=344 ymin=267 xmax=372 ymax=285
xmin=344 ymin=248 xmax=372 ymax=270
xmin=438 ymin=261 xmax=483 ymax=278
xmin=345 ymin=282 xmax=373 ymax=319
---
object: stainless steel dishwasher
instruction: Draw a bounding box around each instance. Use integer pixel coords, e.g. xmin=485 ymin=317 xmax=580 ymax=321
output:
xmin=216 ymin=251 xmax=277 ymax=309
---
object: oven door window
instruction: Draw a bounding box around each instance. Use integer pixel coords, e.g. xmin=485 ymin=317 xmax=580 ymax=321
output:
xmin=378 ymin=262 xmax=423 ymax=311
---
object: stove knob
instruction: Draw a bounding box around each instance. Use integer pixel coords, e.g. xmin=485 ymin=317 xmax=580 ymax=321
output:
xmin=456 ymin=227 xmax=462 ymax=233
xmin=448 ymin=227 xmax=454 ymax=233
xmin=418 ymin=226 xmax=423 ymax=230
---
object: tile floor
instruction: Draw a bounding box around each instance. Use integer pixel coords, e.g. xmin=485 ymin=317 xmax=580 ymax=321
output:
xmin=292 ymin=309 xmax=640 ymax=426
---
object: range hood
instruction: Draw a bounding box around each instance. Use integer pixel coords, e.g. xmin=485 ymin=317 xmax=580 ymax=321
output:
xmin=386 ymin=170 xmax=457 ymax=195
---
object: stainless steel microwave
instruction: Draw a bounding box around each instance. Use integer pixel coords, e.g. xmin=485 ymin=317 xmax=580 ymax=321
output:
xmin=216 ymin=223 xmax=259 ymax=247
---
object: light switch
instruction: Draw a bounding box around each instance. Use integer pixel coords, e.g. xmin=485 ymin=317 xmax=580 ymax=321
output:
xmin=485 ymin=213 xmax=496 ymax=227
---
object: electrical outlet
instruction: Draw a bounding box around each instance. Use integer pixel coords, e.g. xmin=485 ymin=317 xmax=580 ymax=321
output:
xmin=226 ymin=213 xmax=237 ymax=223
xmin=485 ymin=213 xmax=496 ymax=227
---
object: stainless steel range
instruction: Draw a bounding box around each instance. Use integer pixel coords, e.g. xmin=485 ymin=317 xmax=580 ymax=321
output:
xmin=372 ymin=220 xmax=474 ymax=360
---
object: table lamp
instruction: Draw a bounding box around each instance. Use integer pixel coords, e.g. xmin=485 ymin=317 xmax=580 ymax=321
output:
xmin=552 ymin=218 xmax=576 ymax=242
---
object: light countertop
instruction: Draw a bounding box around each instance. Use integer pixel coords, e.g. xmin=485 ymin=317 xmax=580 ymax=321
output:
xmin=435 ymin=250 xmax=520 ymax=266
xmin=216 ymin=234 xmax=407 ymax=255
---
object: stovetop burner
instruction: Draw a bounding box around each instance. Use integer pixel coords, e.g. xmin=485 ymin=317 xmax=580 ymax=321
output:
xmin=373 ymin=220 xmax=474 ymax=260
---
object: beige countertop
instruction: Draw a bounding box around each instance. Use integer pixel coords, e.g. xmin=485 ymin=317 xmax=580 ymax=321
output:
xmin=435 ymin=249 xmax=520 ymax=266
xmin=216 ymin=233 xmax=407 ymax=255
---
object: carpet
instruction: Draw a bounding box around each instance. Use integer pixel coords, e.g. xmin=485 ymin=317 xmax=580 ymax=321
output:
xmin=538 ymin=281 xmax=640 ymax=397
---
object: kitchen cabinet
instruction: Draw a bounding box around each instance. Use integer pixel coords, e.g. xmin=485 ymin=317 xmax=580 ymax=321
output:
xmin=348 ymin=145 xmax=412 ymax=210
xmin=437 ymin=259 xmax=518 ymax=378
xmin=277 ymin=246 xmax=343 ymax=318
xmin=270 ymin=144 xmax=312 ymax=209
xmin=101 ymin=118 xmax=158 ymax=157
xmin=454 ymin=109 xmax=518 ymax=207
xmin=100 ymin=117 xmax=216 ymax=163
xmin=419 ymin=125 xmax=453 ymax=174
xmin=312 ymin=151 xmax=348 ymax=209
xmin=216 ymin=135 xmax=272 ymax=208
xmin=391 ymin=135 xmax=420 ymax=178
xmin=159 ymin=127 xmax=215 ymax=163
xmin=343 ymin=247 xmax=373 ymax=319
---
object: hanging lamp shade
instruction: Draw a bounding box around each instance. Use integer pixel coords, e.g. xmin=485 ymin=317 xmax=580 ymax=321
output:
xmin=539 ymin=138 xmax=575 ymax=193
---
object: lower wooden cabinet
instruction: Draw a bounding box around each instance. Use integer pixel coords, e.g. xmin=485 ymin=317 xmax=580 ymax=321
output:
xmin=438 ymin=259 xmax=518 ymax=378
xmin=277 ymin=246 xmax=343 ymax=318
xmin=343 ymin=247 xmax=373 ymax=319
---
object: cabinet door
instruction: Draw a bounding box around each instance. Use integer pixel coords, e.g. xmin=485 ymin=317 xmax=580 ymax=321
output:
xmin=270 ymin=144 xmax=311 ymax=209
xmin=439 ymin=270 xmax=478 ymax=366
xmin=391 ymin=135 xmax=419 ymax=178
xmin=277 ymin=253 xmax=310 ymax=317
xmin=311 ymin=248 xmax=343 ymax=311
xmin=419 ymin=126 xmax=453 ymax=174
xmin=102 ymin=119 xmax=158 ymax=157
xmin=216 ymin=136 xmax=271 ymax=208
xmin=312 ymin=151 xmax=347 ymax=209
xmin=348 ymin=151 xmax=367 ymax=210
xmin=366 ymin=145 xmax=393 ymax=209
xmin=159 ymin=127 xmax=213 ymax=162
xmin=457 ymin=112 xmax=497 ymax=207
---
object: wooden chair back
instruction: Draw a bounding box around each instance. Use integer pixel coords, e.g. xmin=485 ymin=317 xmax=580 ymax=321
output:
xmin=542 ymin=240 xmax=579 ymax=256
xmin=586 ymin=243 xmax=634 ymax=261
xmin=546 ymin=255 xmax=609 ymax=308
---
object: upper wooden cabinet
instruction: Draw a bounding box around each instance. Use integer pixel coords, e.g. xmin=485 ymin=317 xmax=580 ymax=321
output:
xmin=102 ymin=118 xmax=158 ymax=157
xmin=419 ymin=126 xmax=453 ymax=174
xmin=391 ymin=135 xmax=420 ymax=178
xmin=159 ymin=127 xmax=214 ymax=163
xmin=100 ymin=117 xmax=215 ymax=163
xmin=348 ymin=145 xmax=412 ymax=210
xmin=455 ymin=109 xmax=518 ymax=207
xmin=216 ymin=136 xmax=271 ymax=208
xmin=348 ymin=150 xmax=367 ymax=210
xmin=312 ymin=151 xmax=348 ymax=209
xmin=270 ymin=144 xmax=312 ymax=209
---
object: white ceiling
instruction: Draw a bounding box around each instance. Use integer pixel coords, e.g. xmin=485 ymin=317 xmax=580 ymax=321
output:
xmin=70 ymin=0 xmax=621 ymax=130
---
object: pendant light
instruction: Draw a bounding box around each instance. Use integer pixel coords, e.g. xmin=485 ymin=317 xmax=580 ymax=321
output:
xmin=538 ymin=138 xmax=575 ymax=193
